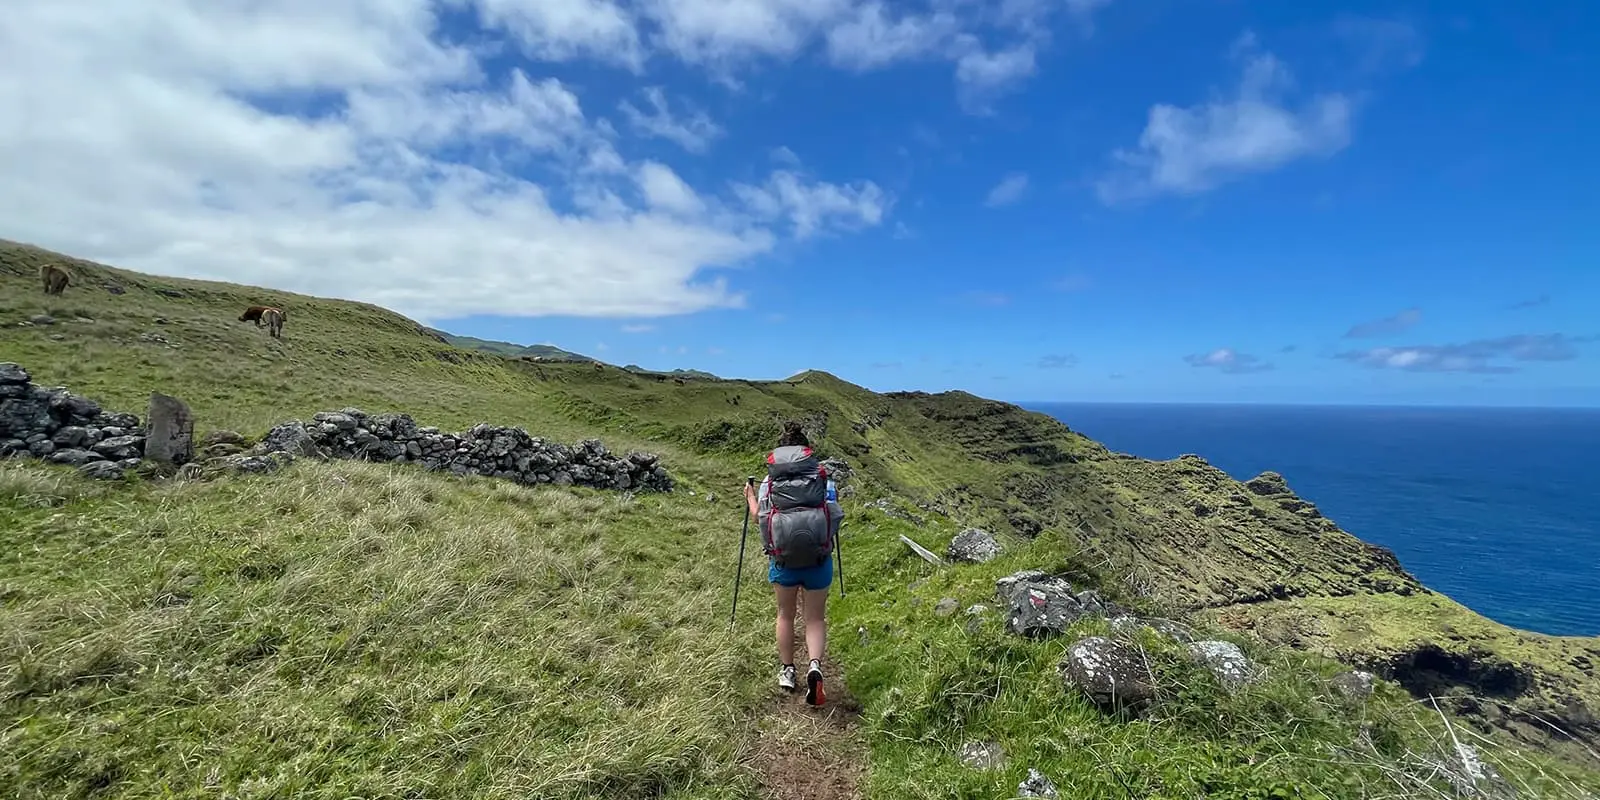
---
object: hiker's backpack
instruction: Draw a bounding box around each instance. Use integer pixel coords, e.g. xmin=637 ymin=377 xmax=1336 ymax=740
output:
xmin=762 ymin=445 xmax=834 ymax=569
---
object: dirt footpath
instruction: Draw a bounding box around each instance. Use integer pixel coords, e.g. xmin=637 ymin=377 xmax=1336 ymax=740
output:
xmin=752 ymin=589 xmax=867 ymax=800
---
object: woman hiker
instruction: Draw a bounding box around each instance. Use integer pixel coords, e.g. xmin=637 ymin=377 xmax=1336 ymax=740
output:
xmin=743 ymin=420 xmax=840 ymax=706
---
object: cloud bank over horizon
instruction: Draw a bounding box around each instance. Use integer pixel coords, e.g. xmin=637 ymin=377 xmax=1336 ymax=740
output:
xmin=6 ymin=0 xmax=1037 ymax=323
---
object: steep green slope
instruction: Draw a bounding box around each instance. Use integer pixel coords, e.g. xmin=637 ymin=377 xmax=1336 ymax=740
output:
xmin=4 ymin=240 xmax=1598 ymax=797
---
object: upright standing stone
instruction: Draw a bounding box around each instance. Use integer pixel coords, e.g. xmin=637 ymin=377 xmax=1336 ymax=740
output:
xmin=146 ymin=392 xmax=195 ymax=465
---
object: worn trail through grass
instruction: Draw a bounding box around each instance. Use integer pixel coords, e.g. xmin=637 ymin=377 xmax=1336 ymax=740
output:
xmin=751 ymin=593 xmax=867 ymax=800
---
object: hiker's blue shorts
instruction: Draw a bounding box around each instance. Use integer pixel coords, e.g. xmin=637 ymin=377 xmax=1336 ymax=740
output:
xmin=769 ymin=557 xmax=833 ymax=590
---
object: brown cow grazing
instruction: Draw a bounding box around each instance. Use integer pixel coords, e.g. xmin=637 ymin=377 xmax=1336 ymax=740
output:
xmin=40 ymin=264 xmax=70 ymax=295
xmin=239 ymin=305 xmax=286 ymax=327
xmin=261 ymin=307 xmax=285 ymax=339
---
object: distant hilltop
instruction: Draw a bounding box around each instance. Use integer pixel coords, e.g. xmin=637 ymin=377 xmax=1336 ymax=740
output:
xmin=422 ymin=329 xmax=597 ymax=363
xmin=425 ymin=330 xmax=723 ymax=380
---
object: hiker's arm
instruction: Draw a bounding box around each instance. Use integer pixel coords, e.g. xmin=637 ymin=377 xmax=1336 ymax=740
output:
xmin=744 ymin=481 xmax=759 ymax=517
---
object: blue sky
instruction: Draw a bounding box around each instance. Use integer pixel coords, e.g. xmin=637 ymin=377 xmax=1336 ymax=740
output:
xmin=4 ymin=0 xmax=1597 ymax=406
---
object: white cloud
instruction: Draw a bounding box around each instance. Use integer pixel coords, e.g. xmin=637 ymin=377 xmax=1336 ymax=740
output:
xmin=1097 ymin=34 xmax=1353 ymax=203
xmin=635 ymin=161 xmax=707 ymax=216
xmin=621 ymin=323 xmax=657 ymax=333
xmin=984 ymin=172 xmax=1029 ymax=207
xmin=953 ymin=41 xmax=1038 ymax=111
xmin=477 ymin=0 xmax=1113 ymax=109
xmin=1184 ymin=347 xmax=1273 ymax=374
xmin=468 ymin=0 xmax=644 ymax=67
xmin=824 ymin=3 xmax=960 ymax=70
xmin=732 ymin=170 xmax=889 ymax=238
xmin=618 ymin=86 xmax=723 ymax=152
xmin=0 ymin=0 xmax=892 ymax=323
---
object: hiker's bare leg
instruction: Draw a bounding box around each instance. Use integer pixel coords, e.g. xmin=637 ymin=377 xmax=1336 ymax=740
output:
xmin=802 ymin=587 xmax=827 ymax=665
xmin=775 ymin=584 xmax=800 ymax=664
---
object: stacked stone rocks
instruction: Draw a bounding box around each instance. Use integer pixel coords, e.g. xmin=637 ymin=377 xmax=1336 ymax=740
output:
xmin=253 ymin=409 xmax=674 ymax=492
xmin=2 ymin=362 xmax=674 ymax=492
xmin=0 ymin=363 xmax=144 ymax=478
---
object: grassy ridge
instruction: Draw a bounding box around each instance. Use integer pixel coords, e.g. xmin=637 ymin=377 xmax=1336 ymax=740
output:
xmin=4 ymin=239 xmax=1599 ymax=797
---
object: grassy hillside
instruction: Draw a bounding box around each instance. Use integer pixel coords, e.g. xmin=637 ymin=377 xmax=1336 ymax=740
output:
xmin=3 ymin=240 xmax=1598 ymax=798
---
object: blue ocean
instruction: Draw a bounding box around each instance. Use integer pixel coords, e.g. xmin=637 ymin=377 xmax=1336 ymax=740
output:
xmin=1027 ymin=403 xmax=1600 ymax=638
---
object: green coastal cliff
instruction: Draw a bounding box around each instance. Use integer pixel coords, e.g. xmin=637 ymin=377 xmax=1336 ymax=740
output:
xmin=3 ymin=240 xmax=1597 ymax=799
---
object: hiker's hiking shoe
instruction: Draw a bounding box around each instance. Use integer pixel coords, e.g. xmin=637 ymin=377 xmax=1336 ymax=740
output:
xmin=778 ymin=663 xmax=797 ymax=691
xmin=805 ymin=661 xmax=826 ymax=707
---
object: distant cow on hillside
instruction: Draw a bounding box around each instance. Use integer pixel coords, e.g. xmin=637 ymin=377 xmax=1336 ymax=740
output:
xmin=261 ymin=307 xmax=285 ymax=339
xmin=239 ymin=305 xmax=286 ymax=327
xmin=40 ymin=264 xmax=70 ymax=295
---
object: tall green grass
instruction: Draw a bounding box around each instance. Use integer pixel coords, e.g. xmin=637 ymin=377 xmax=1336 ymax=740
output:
xmin=1 ymin=460 xmax=770 ymax=799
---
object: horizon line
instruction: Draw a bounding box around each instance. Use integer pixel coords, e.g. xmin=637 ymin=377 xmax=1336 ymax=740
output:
xmin=1010 ymin=399 xmax=1600 ymax=412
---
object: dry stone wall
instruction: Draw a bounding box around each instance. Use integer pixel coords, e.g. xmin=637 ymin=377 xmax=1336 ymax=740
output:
xmin=0 ymin=363 xmax=145 ymax=479
xmin=255 ymin=411 xmax=673 ymax=492
xmin=0 ymin=362 xmax=673 ymax=491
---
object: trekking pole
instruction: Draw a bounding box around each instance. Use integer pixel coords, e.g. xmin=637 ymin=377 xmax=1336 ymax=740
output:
xmin=835 ymin=526 xmax=845 ymax=598
xmin=730 ymin=476 xmax=754 ymax=627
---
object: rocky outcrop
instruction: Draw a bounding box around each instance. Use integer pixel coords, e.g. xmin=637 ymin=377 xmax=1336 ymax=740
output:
xmin=995 ymin=570 xmax=1130 ymax=639
xmin=0 ymin=363 xmax=144 ymax=478
xmin=1017 ymin=768 xmax=1060 ymax=798
xmin=1331 ymin=670 xmax=1377 ymax=702
xmin=1110 ymin=615 xmax=1197 ymax=644
xmin=1059 ymin=636 xmax=1157 ymax=711
xmin=947 ymin=528 xmax=1001 ymax=563
xmin=1185 ymin=640 xmax=1260 ymax=691
xmin=1244 ymin=470 xmax=1291 ymax=496
xmin=253 ymin=409 xmax=673 ymax=492
xmin=957 ymin=740 xmax=1005 ymax=771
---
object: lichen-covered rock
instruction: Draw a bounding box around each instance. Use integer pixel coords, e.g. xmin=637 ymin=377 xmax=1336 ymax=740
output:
xmin=200 ymin=442 xmax=245 ymax=459
xmin=957 ymin=740 xmax=1005 ymax=771
xmin=144 ymin=393 xmax=193 ymax=465
xmin=79 ymin=461 xmax=125 ymax=480
xmin=1060 ymin=636 xmax=1157 ymax=711
xmin=1331 ymin=669 xmax=1377 ymax=702
xmin=819 ymin=457 xmax=853 ymax=496
xmin=994 ymin=570 xmax=1051 ymax=601
xmin=947 ymin=527 xmax=1001 ymax=563
xmin=202 ymin=430 xmax=246 ymax=447
xmin=1186 ymin=640 xmax=1259 ymax=690
xmin=1018 ymin=768 xmax=1060 ymax=798
xmin=93 ymin=435 xmax=146 ymax=461
xmin=48 ymin=448 xmax=105 ymax=467
xmin=255 ymin=421 xmax=323 ymax=458
xmin=997 ymin=570 xmax=1129 ymax=639
xmin=51 ymin=425 xmax=96 ymax=449
xmin=213 ymin=452 xmax=293 ymax=475
xmin=49 ymin=391 xmax=100 ymax=420
xmin=934 ymin=598 xmax=959 ymax=617
xmin=1110 ymin=615 xmax=1196 ymax=644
